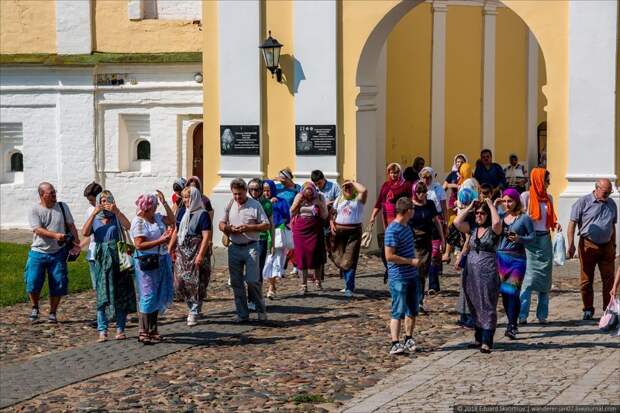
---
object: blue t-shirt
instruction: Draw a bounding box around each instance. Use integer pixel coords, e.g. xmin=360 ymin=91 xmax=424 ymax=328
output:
xmin=384 ymin=221 xmax=417 ymax=280
xmin=275 ymin=183 xmax=301 ymax=208
xmin=319 ymin=180 xmax=341 ymax=202
xmin=92 ymin=217 xmax=120 ymax=243
xmin=474 ymin=163 xmax=506 ymax=189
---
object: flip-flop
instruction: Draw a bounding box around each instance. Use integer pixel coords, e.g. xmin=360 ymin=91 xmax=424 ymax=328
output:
xmin=115 ymin=332 xmax=127 ymax=340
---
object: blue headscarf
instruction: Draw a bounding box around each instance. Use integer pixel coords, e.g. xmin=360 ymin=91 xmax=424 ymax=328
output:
xmin=264 ymin=179 xmax=290 ymax=227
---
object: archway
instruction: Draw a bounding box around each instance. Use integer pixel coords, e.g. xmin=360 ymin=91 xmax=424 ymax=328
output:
xmin=354 ymin=0 xmax=549 ymax=214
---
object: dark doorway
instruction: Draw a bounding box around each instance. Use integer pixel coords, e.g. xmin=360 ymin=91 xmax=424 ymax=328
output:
xmin=192 ymin=123 xmax=204 ymax=183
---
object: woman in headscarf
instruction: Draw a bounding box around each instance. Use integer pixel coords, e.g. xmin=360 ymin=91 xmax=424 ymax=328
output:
xmin=330 ymin=180 xmax=368 ymax=296
xmin=495 ymin=188 xmax=535 ymax=339
xmin=170 ymin=187 xmax=212 ymax=327
xmin=454 ymin=187 xmax=478 ymax=329
xmin=186 ymin=176 xmax=215 ymax=224
xmin=442 ymin=155 xmax=469 ymax=264
xmin=275 ymin=168 xmax=301 ymax=276
xmin=130 ymin=191 xmax=175 ymax=344
xmin=82 ymin=190 xmax=136 ymax=342
xmin=408 ymin=181 xmax=445 ymax=310
xmin=290 ymin=181 xmax=329 ymax=294
xmin=404 ymin=157 xmax=426 ymax=183
xmin=458 ymin=162 xmax=479 ymax=194
xmin=369 ymin=163 xmax=413 ymax=280
xmin=418 ymin=167 xmax=447 ymax=301
xmin=171 ymin=177 xmax=187 ymax=222
xmin=518 ymin=168 xmax=560 ymax=324
xmin=248 ymin=178 xmax=272 ymax=275
xmin=262 ymin=179 xmax=291 ymax=299
xmin=454 ymin=198 xmax=502 ymax=353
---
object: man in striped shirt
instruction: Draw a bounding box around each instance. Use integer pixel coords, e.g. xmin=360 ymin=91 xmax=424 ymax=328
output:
xmin=384 ymin=198 xmax=420 ymax=355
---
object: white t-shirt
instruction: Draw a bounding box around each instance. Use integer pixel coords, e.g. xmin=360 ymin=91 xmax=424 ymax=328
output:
xmin=521 ymin=191 xmax=553 ymax=231
xmin=427 ymin=182 xmax=447 ymax=213
xmin=334 ymin=197 xmax=365 ymax=225
xmin=84 ymin=205 xmax=96 ymax=261
xmin=130 ymin=213 xmax=167 ymax=255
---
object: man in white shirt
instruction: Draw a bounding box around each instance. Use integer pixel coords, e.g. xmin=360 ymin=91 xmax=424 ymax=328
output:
xmin=504 ymin=154 xmax=528 ymax=193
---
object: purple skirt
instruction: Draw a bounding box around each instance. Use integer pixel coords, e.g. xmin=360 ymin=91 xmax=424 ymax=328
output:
xmin=292 ymin=215 xmax=326 ymax=270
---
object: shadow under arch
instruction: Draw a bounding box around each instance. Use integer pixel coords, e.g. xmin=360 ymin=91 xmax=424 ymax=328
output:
xmin=353 ymin=0 xmax=550 ymax=199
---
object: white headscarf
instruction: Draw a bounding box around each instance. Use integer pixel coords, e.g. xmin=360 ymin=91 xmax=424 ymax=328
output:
xmin=177 ymin=187 xmax=205 ymax=245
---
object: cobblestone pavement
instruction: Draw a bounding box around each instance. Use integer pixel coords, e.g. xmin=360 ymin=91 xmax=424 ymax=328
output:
xmin=2 ymin=228 xmax=617 ymax=412
xmin=342 ymin=265 xmax=620 ymax=413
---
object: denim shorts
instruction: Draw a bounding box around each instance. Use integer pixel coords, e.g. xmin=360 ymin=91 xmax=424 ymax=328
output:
xmin=389 ymin=278 xmax=419 ymax=319
xmin=24 ymin=249 xmax=69 ymax=296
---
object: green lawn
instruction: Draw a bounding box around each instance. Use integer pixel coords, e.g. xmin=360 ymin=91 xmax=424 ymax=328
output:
xmin=0 ymin=243 xmax=93 ymax=307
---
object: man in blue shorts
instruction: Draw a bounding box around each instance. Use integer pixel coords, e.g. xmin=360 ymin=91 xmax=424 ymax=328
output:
xmin=384 ymin=197 xmax=420 ymax=355
xmin=25 ymin=182 xmax=81 ymax=323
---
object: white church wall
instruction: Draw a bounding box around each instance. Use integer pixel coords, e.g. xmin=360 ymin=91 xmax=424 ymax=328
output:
xmin=0 ymin=64 xmax=203 ymax=229
xmin=0 ymin=67 xmax=94 ymax=229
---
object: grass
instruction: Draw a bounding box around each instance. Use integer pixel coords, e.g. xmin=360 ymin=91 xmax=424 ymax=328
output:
xmin=0 ymin=243 xmax=93 ymax=307
xmin=290 ymin=393 xmax=327 ymax=405
xmin=0 ymin=52 xmax=202 ymax=66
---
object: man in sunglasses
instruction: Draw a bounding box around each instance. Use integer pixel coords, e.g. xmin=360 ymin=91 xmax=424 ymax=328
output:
xmin=567 ymin=179 xmax=617 ymax=320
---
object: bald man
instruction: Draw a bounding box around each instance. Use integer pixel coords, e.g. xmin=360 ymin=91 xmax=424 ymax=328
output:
xmin=567 ymin=179 xmax=617 ymax=320
xmin=25 ymin=182 xmax=81 ymax=323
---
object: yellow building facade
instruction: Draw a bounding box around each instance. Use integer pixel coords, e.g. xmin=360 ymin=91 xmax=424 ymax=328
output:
xmin=1 ymin=0 xmax=618 ymax=245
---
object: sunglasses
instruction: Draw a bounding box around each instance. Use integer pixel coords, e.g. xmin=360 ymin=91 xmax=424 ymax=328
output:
xmin=475 ymin=211 xmax=487 ymax=216
xmin=481 ymin=191 xmax=491 ymax=196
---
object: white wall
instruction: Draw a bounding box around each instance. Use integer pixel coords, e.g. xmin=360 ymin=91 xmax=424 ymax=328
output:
xmin=0 ymin=64 xmax=203 ymax=230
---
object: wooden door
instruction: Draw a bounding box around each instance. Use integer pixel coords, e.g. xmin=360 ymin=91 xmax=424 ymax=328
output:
xmin=192 ymin=123 xmax=204 ymax=182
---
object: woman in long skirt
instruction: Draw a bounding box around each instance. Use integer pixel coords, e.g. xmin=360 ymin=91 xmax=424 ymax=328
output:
xmin=290 ymin=182 xmax=328 ymax=294
xmin=170 ymin=187 xmax=212 ymax=326
xmin=495 ymin=188 xmax=535 ymax=339
xmin=131 ymin=192 xmax=175 ymax=344
xmin=330 ymin=181 xmax=368 ymax=296
xmin=519 ymin=168 xmax=560 ymax=324
xmin=82 ymin=190 xmax=136 ymax=342
xmin=454 ymin=198 xmax=502 ymax=353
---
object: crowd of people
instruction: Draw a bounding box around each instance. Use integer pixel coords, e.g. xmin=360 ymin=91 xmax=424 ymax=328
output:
xmin=23 ymin=149 xmax=619 ymax=352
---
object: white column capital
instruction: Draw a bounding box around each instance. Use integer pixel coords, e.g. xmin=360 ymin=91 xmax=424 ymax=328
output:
xmin=432 ymin=1 xmax=448 ymax=13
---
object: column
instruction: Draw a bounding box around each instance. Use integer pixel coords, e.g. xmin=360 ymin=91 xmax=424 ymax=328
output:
xmin=526 ymin=30 xmax=539 ymax=173
xmin=293 ymin=0 xmax=337 ymax=181
xmin=56 ymin=0 xmax=92 ymax=55
xmin=559 ymin=0 xmax=618 ymax=236
xmin=481 ymin=3 xmax=497 ymax=153
xmin=214 ymin=0 xmax=262 ymax=193
xmin=430 ymin=1 xmax=447 ymax=175
xmin=375 ymin=44 xmax=388 ymax=194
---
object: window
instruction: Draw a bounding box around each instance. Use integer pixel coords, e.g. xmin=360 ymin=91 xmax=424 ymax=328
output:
xmin=10 ymin=152 xmax=23 ymax=172
xmin=128 ymin=0 xmax=201 ymax=21
xmin=137 ymin=140 xmax=151 ymax=160
xmin=1 ymin=123 xmax=24 ymax=183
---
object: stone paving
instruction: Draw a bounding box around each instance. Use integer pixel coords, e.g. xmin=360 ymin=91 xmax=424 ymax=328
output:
xmin=342 ymin=269 xmax=620 ymax=413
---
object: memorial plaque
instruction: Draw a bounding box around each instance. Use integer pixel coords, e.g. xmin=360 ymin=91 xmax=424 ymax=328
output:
xmin=295 ymin=125 xmax=336 ymax=156
xmin=220 ymin=125 xmax=260 ymax=155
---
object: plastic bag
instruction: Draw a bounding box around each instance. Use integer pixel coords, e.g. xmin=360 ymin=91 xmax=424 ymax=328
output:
xmin=274 ymin=227 xmax=293 ymax=250
xmin=360 ymin=222 xmax=374 ymax=249
xmin=553 ymin=231 xmax=566 ymax=266
xmin=599 ymin=297 xmax=620 ymax=333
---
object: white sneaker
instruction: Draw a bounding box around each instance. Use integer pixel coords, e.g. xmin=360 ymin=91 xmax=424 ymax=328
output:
xmin=389 ymin=342 xmax=405 ymax=355
xmin=290 ymin=267 xmax=298 ymax=275
xmin=339 ymin=288 xmax=346 ymax=293
xmin=187 ymin=314 xmax=197 ymax=327
xmin=403 ymin=338 xmax=417 ymax=353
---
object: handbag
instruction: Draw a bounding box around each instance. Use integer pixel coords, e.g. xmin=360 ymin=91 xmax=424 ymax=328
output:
xmin=599 ymin=297 xmax=619 ymax=333
xmin=221 ymin=199 xmax=234 ymax=248
xmin=137 ymin=253 xmax=160 ymax=271
xmin=274 ymin=226 xmax=293 ymax=249
xmin=58 ymin=202 xmax=80 ymax=262
xmin=116 ymin=220 xmax=134 ymax=272
xmin=360 ymin=222 xmax=374 ymax=249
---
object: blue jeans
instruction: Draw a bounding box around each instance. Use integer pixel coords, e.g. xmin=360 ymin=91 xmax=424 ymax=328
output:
xmin=519 ymin=287 xmax=549 ymax=321
xmin=24 ymin=249 xmax=69 ymax=296
xmin=88 ymin=260 xmax=97 ymax=290
xmin=342 ymin=265 xmax=357 ymax=292
xmin=228 ymin=242 xmax=266 ymax=319
xmin=97 ymin=308 xmax=127 ymax=332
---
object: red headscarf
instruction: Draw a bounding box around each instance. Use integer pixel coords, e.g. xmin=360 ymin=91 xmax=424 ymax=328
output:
xmin=528 ymin=168 xmax=557 ymax=229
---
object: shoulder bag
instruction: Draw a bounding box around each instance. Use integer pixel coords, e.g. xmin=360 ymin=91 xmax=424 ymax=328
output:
xmin=115 ymin=218 xmax=134 ymax=272
xmin=58 ymin=202 xmax=80 ymax=262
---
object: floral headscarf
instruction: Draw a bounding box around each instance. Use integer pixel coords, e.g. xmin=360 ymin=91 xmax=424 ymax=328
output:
xmin=301 ymin=181 xmax=318 ymax=200
xmin=135 ymin=193 xmax=158 ymax=216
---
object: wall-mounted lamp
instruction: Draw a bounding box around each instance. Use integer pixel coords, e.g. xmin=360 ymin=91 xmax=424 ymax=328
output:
xmin=259 ymin=31 xmax=283 ymax=82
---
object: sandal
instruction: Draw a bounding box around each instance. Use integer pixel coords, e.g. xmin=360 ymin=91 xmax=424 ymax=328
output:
xmin=97 ymin=332 xmax=108 ymax=342
xmin=115 ymin=332 xmax=127 ymax=340
xmin=149 ymin=333 xmax=164 ymax=342
xmin=138 ymin=332 xmax=152 ymax=345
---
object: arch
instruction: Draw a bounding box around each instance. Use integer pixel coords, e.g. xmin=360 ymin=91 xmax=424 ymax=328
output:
xmin=353 ymin=0 xmax=551 ymax=201
xmin=9 ymin=151 xmax=23 ymax=172
xmin=136 ymin=139 xmax=151 ymax=160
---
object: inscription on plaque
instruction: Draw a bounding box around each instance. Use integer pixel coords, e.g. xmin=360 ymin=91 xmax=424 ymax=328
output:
xmin=295 ymin=125 xmax=336 ymax=156
xmin=220 ymin=125 xmax=260 ymax=156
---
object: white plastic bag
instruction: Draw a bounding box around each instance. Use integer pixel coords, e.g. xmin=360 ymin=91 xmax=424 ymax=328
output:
xmin=262 ymin=251 xmax=285 ymax=279
xmin=599 ymin=297 xmax=620 ymax=334
xmin=274 ymin=227 xmax=294 ymax=250
xmin=553 ymin=231 xmax=566 ymax=266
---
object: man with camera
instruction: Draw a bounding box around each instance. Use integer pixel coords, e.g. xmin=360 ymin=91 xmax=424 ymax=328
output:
xmin=25 ymin=182 xmax=81 ymax=323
